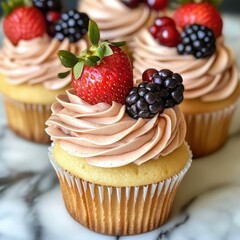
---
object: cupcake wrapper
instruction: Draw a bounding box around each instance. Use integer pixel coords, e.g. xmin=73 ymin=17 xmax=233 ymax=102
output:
xmin=184 ymin=103 xmax=237 ymax=158
xmin=49 ymin=144 xmax=192 ymax=236
xmin=3 ymin=95 xmax=51 ymax=143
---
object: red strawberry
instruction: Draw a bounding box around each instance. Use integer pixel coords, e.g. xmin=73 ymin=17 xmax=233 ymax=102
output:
xmin=173 ymin=2 xmax=223 ymax=37
xmin=58 ymin=20 xmax=133 ymax=105
xmin=2 ymin=1 xmax=46 ymax=45
xmin=72 ymin=46 xmax=133 ymax=105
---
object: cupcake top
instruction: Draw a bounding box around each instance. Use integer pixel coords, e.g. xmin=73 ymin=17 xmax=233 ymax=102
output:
xmin=46 ymin=20 xmax=187 ymax=168
xmin=133 ymin=30 xmax=238 ymax=102
xmin=0 ymin=0 xmax=89 ymax=90
xmin=79 ymin=0 xmax=168 ymax=41
xmin=0 ymin=36 xmax=87 ymax=90
xmin=133 ymin=2 xmax=239 ymax=102
xmin=46 ymin=89 xmax=186 ymax=168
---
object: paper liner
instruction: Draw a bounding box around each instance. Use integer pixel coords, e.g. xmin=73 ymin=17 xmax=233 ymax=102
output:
xmin=48 ymin=144 xmax=192 ymax=236
xmin=2 ymin=94 xmax=51 ymax=143
xmin=184 ymin=102 xmax=237 ymax=158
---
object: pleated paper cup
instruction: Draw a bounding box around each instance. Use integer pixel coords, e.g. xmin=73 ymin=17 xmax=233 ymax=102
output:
xmin=184 ymin=102 xmax=237 ymax=158
xmin=2 ymin=94 xmax=51 ymax=143
xmin=48 ymin=145 xmax=192 ymax=236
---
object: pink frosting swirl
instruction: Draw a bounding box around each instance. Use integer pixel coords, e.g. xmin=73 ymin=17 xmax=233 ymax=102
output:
xmin=79 ymin=0 xmax=151 ymax=41
xmin=133 ymin=29 xmax=239 ymax=102
xmin=46 ymin=89 xmax=186 ymax=168
xmin=0 ymin=35 xmax=87 ymax=90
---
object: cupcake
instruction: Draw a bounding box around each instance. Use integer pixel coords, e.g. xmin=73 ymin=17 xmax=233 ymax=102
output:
xmin=0 ymin=0 xmax=89 ymax=143
xmin=79 ymin=0 xmax=169 ymax=53
xmin=45 ymin=20 xmax=192 ymax=235
xmin=133 ymin=2 xmax=240 ymax=158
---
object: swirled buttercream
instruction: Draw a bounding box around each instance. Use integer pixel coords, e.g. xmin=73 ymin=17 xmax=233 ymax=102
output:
xmin=46 ymin=89 xmax=186 ymax=168
xmin=0 ymin=35 xmax=87 ymax=90
xmin=79 ymin=0 xmax=152 ymax=41
xmin=133 ymin=29 xmax=239 ymax=102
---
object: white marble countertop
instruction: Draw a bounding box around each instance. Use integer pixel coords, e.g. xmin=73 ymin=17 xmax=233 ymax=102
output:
xmin=0 ymin=14 xmax=240 ymax=240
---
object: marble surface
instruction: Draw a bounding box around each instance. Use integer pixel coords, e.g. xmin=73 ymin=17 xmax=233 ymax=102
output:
xmin=0 ymin=14 xmax=240 ymax=240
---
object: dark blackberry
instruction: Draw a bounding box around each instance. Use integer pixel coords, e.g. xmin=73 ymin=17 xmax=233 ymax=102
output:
xmin=177 ymin=24 xmax=216 ymax=59
xmin=54 ymin=10 xmax=89 ymax=42
xmin=126 ymin=69 xmax=184 ymax=119
xmin=32 ymin=0 xmax=62 ymax=12
xmin=126 ymin=82 xmax=165 ymax=119
xmin=152 ymin=69 xmax=184 ymax=108
xmin=32 ymin=0 xmax=63 ymax=37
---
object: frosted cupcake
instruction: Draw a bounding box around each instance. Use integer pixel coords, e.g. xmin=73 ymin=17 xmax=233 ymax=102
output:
xmin=79 ymin=0 xmax=169 ymax=52
xmin=46 ymin=20 xmax=192 ymax=236
xmin=0 ymin=0 xmax=89 ymax=143
xmin=133 ymin=2 xmax=240 ymax=158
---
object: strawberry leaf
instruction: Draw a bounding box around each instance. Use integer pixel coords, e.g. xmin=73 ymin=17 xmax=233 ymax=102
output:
xmin=73 ymin=61 xmax=84 ymax=79
xmin=58 ymin=71 xmax=70 ymax=79
xmin=2 ymin=2 xmax=9 ymax=16
xmin=77 ymin=49 xmax=87 ymax=58
xmin=88 ymin=20 xmax=100 ymax=46
xmin=104 ymin=45 xmax=113 ymax=57
xmin=58 ymin=50 xmax=78 ymax=68
xmin=111 ymin=41 xmax=126 ymax=47
xmin=2 ymin=0 xmax=25 ymax=16
xmin=97 ymin=46 xmax=105 ymax=59
xmin=87 ymin=56 xmax=100 ymax=63
xmin=85 ymin=57 xmax=98 ymax=66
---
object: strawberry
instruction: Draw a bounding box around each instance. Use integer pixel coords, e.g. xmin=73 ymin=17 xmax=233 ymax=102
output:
xmin=173 ymin=2 xmax=223 ymax=37
xmin=58 ymin=20 xmax=133 ymax=105
xmin=2 ymin=0 xmax=46 ymax=45
xmin=71 ymin=45 xmax=133 ymax=105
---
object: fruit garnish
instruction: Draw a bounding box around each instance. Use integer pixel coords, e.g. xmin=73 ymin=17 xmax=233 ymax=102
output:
xmin=54 ymin=10 xmax=90 ymax=42
xmin=154 ymin=16 xmax=176 ymax=28
xmin=121 ymin=0 xmax=141 ymax=8
xmin=173 ymin=0 xmax=222 ymax=8
xmin=173 ymin=2 xmax=223 ymax=37
xmin=32 ymin=0 xmax=62 ymax=37
xmin=32 ymin=0 xmax=62 ymax=12
xmin=46 ymin=11 xmax=61 ymax=23
xmin=149 ymin=16 xmax=180 ymax=47
xmin=142 ymin=68 xmax=158 ymax=82
xmin=149 ymin=16 xmax=176 ymax=39
xmin=149 ymin=25 xmax=161 ymax=39
xmin=2 ymin=0 xmax=46 ymax=45
xmin=58 ymin=20 xmax=133 ymax=105
xmin=157 ymin=26 xmax=181 ymax=47
xmin=126 ymin=69 xmax=184 ymax=119
xmin=177 ymin=24 xmax=216 ymax=58
xmin=121 ymin=0 xmax=169 ymax=10
xmin=152 ymin=69 xmax=184 ymax=107
xmin=146 ymin=0 xmax=169 ymax=11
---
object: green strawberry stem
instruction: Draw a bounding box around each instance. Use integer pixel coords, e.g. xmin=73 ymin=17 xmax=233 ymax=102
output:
xmin=172 ymin=0 xmax=222 ymax=8
xmin=58 ymin=19 xmax=126 ymax=80
xmin=1 ymin=0 xmax=31 ymax=16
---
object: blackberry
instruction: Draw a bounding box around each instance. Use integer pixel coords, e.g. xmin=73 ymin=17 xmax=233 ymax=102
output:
xmin=126 ymin=69 xmax=184 ymax=119
xmin=54 ymin=10 xmax=89 ymax=42
xmin=177 ymin=24 xmax=216 ymax=59
xmin=32 ymin=0 xmax=62 ymax=12
xmin=126 ymin=82 xmax=165 ymax=119
xmin=152 ymin=69 xmax=184 ymax=108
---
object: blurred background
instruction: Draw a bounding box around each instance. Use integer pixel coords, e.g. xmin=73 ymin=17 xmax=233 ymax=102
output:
xmin=0 ymin=0 xmax=240 ymax=16
xmin=0 ymin=0 xmax=77 ymax=16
